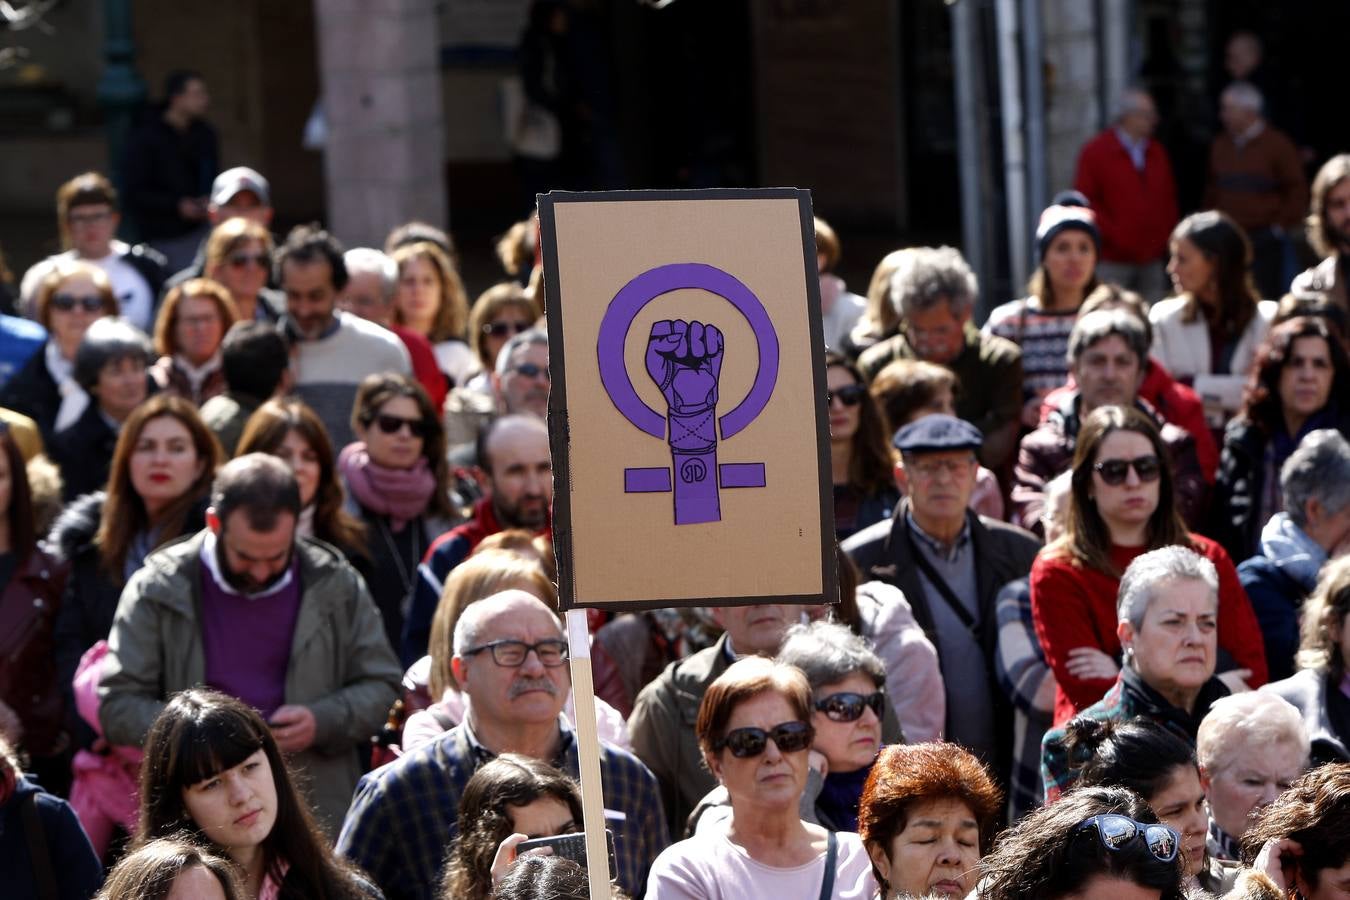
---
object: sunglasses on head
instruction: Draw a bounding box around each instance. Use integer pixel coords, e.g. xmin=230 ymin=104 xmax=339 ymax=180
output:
xmin=483 ymin=320 xmax=533 ymax=338
xmin=712 ymin=721 xmax=814 ymax=758
xmin=1074 ymin=814 xmax=1179 ymax=864
xmin=827 ymin=384 xmax=868 ymax=407
xmin=227 ymin=252 xmax=271 ymax=269
xmin=50 ymin=293 xmax=105 ymax=313
xmin=815 ymin=690 xmax=886 ymax=723
xmin=1093 ymin=455 xmax=1161 ymax=486
xmin=511 ymin=362 xmax=550 ymax=381
xmin=372 ymin=413 xmax=432 ymax=439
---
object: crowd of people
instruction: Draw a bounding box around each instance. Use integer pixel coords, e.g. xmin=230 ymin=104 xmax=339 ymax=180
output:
xmin=0 ymin=64 xmax=1349 ymax=900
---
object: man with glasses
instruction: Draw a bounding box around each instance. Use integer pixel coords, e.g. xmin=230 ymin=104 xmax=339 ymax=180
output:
xmin=338 ymin=589 xmax=667 ymax=900
xmin=20 ymin=171 xmax=166 ymax=331
xmin=856 ymin=246 xmax=1023 ymax=473
xmin=1013 ymin=309 xmax=1205 ymax=534
xmin=276 ymin=224 xmax=410 ymax=448
xmin=99 ymin=454 xmax=401 ymax=837
xmin=845 ymin=414 xmax=1039 ymax=784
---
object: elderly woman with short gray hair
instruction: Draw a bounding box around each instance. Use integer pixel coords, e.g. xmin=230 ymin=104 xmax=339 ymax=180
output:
xmin=1196 ymin=691 xmax=1309 ymax=860
xmin=1040 ymin=545 xmax=1234 ymax=802
xmin=687 ymin=621 xmax=896 ymax=836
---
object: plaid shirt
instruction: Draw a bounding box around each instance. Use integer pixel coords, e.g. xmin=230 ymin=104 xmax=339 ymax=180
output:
xmin=336 ymin=716 xmax=667 ymax=900
xmin=993 ymin=576 xmax=1055 ymax=820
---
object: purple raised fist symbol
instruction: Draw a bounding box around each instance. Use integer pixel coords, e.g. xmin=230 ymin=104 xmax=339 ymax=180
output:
xmin=597 ymin=263 xmax=779 ymax=526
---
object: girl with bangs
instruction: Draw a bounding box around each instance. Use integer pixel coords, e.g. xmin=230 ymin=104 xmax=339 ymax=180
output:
xmin=136 ymin=688 xmax=379 ymax=900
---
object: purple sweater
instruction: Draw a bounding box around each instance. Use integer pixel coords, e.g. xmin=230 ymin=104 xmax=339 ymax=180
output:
xmin=199 ymin=539 xmax=302 ymax=720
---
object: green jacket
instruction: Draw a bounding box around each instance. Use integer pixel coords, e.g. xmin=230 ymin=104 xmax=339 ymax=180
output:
xmin=99 ymin=531 xmax=401 ymax=836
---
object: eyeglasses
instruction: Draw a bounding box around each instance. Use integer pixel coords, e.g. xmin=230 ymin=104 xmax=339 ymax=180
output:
xmin=712 ymin=721 xmax=815 ymax=758
xmin=227 ymin=253 xmax=271 ymax=270
xmin=815 ymin=690 xmax=885 ymax=723
xmin=905 ymin=455 xmax=976 ymax=479
xmin=373 ymin=413 xmax=432 ymax=439
xmin=68 ymin=209 xmax=113 ymax=226
xmin=1093 ymin=455 xmax=1161 ymax=486
xmin=510 ymin=362 xmax=550 ymax=381
xmin=461 ymin=638 xmax=569 ymax=667
xmin=1074 ymin=814 xmax=1179 ymax=864
xmin=50 ymin=293 xmax=105 ymax=313
xmin=483 ymin=320 xmax=533 ymax=338
xmin=827 ymin=384 xmax=867 ymax=408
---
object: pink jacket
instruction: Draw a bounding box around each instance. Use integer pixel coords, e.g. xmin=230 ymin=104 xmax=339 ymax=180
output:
xmin=68 ymin=641 xmax=142 ymax=858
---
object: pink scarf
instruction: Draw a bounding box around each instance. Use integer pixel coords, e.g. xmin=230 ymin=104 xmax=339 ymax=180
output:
xmin=338 ymin=442 xmax=437 ymax=533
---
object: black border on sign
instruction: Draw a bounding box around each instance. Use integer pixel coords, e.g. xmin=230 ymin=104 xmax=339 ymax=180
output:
xmin=538 ymin=188 xmax=839 ymax=613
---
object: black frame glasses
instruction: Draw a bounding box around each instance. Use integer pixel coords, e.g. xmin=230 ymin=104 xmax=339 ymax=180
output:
xmin=372 ymin=413 xmax=432 ymax=439
xmin=826 ymin=384 xmax=868 ymax=407
xmin=1093 ymin=455 xmax=1162 ymax=486
xmin=483 ymin=320 xmax=533 ymax=338
xmin=1074 ymin=814 xmax=1179 ymax=864
xmin=712 ymin=721 xmax=815 ymax=758
xmin=460 ymin=638 xmax=569 ymax=667
xmin=50 ymin=293 xmax=105 ymax=313
xmin=815 ymin=690 xmax=886 ymax=723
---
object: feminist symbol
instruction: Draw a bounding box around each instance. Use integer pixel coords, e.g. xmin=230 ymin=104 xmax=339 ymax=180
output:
xmin=597 ymin=263 xmax=779 ymax=525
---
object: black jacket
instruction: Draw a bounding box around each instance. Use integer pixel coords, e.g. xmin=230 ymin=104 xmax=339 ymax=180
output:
xmin=50 ymin=404 xmax=119 ymax=501
xmin=843 ymin=500 xmax=1040 ymax=789
xmin=0 ymin=777 xmax=103 ymax=899
xmin=122 ymin=113 xmax=219 ymax=240
xmin=0 ymin=342 xmax=61 ymax=444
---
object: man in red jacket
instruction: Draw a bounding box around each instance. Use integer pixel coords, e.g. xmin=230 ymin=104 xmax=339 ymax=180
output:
xmin=1074 ymin=88 xmax=1179 ymax=302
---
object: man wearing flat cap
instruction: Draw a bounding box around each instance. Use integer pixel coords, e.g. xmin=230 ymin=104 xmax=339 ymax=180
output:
xmin=843 ymin=414 xmax=1038 ymax=786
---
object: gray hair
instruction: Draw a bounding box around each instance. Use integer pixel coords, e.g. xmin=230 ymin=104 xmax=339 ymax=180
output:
xmin=1066 ymin=309 xmax=1149 ymax=368
xmin=1281 ymin=430 xmax=1350 ymax=528
xmin=74 ymin=317 xmax=154 ymax=391
xmin=343 ymin=247 xmax=398 ymax=300
xmin=495 ymin=327 xmax=549 ymax=376
xmin=1221 ymin=81 xmax=1264 ymax=115
xmin=889 ymin=246 xmax=978 ymax=319
xmin=1196 ymin=692 xmax=1309 ymax=774
xmin=775 ymin=620 xmax=884 ymax=691
xmin=1116 ymin=545 xmax=1219 ymax=629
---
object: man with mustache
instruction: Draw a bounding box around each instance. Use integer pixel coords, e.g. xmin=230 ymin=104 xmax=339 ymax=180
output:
xmin=97 ymin=454 xmax=401 ymax=837
xmin=338 ymin=590 xmax=667 ymax=900
xmin=1292 ymin=154 xmax=1350 ymax=312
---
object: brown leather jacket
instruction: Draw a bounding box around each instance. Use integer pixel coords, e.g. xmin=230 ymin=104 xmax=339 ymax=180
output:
xmin=0 ymin=547 xmax=70 ymax=755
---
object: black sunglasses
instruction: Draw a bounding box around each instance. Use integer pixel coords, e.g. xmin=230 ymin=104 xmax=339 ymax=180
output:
xmin=511 ymin=362 xmax=550 ymax=381
xmin=713 ymin=721 xmax=814 ymax=758
xmin=827 ymin=384 xmax=867 ymax=407
xmin=815 ymin=690 xmax=885 ymax=723
xmin=373 ymin=413 xmax=432 ymax=439
xmin=483 ymin=320 xmax=533 ymax=338
xmin=227 ymin=252 xmax=271 ymax=269
xmin=1093 ymin=455 xmax=1161 ymax=486
xmin=1074 ymin=814 xmax=1179 ymax=864
xmin=50 ymin=293 xmax=105 ymax=313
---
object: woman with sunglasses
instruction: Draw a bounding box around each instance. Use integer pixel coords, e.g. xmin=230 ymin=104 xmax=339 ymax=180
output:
xmin=855 ymin=742 xmax=1001 ymax=899
xmin=341 ymin=372 xmax=457 ymax=650
xmin=136 ymin=689 xmax=376 ymax=899
xmin=392 ymin=241 xmax=475 ymax=387
xmin=826 ymin=353 xmax=900 ymax=540
xmin=463 ymin=282 xmax=541 ymax=395
xmin=1059 ymin=716 xmax=1239 ymax=895
xmin=1208 ymin=316 xmax=1350 ymax=562
xmin=203 ymin=217 xmax=282 ymax=323
xmin=978 ymin=784 xmax=1187 ymax=900
xmin=149 ymin=277 xmax=238 ymax=405
xmin=0 ymin=259 xmax=119 ymax=443
xmin=1030 ymin=405 xmax=1267 ymax=725
xmin=646 ymin=656 xmax=877 ymax=899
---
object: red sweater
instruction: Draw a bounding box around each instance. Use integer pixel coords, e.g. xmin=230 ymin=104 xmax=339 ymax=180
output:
xmin=1030 ymin=534 xmax=1267 ymax=725
xmin=1074 ymin=129 xmax=1179 ymax=264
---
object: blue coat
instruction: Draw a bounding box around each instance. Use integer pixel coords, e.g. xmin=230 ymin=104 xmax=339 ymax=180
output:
xmin=0 ymin=776 xmax=103 ymax=899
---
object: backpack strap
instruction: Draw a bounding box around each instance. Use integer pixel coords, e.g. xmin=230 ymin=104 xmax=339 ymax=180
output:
xmin=20 ymin=790 xmax=59 ymax=900
xmin=816 ymin=829 xmax=838 ymax=900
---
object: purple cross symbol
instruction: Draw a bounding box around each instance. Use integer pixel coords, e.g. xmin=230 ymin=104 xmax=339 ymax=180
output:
xmin=597 ymin=263 xmax=779 ymax=525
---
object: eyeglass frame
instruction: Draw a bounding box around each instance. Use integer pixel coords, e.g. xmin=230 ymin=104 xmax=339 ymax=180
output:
xmin=711 ymin=720 xmax=815 ymax=758
xmin=1092 ymin=454 xmax=1162 ymax=486
xmin=459 ymin=638 xmax=570 ymax=667
xmin=814 ymin=690 xmax=886 ymax=723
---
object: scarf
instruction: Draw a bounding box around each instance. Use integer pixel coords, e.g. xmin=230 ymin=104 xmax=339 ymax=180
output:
xmin=338 ymin=442 xmax=436 ymax=533
xmin=1259 ymin=512 xmax=1327 ymax=591
xmin=817 ymin=762 xmax=872 ymax=833
xmin=48 ymin=340 xmax=89 ymax=432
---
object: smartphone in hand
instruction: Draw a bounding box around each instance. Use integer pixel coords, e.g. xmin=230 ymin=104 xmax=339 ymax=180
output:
xmin=517 ymin=829 xmax=616 ymax=874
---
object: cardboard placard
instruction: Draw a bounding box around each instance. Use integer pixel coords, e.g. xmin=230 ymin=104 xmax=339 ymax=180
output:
xmin=540 ymin=189 xmax=837 ymax=611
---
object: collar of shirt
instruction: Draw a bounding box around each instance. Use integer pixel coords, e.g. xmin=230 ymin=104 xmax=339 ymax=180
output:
xmin=906 ymin=509 xmax=971 ymax=562
xmin=200 ymin=530 xmax=297 ymax=600
xmin=460 ymin=712 xmax=574 ymax=769
xmin=1114 ymin=127 xmax=1149 ymax=170
xmin=173 ymin=351 xmax=223 ymax=390
xmin=98 ymin=408 xmax=123 ymax=434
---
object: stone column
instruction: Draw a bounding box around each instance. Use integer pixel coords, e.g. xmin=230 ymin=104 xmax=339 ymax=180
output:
xmin=1040 ymin=0 xmax=1100 ymax=195
xmin=313 ymin=0 xmax=446 ymax=247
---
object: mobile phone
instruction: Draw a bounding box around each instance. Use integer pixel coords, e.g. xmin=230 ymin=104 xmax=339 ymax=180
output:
xmin=517 ymin=829 xmax=616 ymax=873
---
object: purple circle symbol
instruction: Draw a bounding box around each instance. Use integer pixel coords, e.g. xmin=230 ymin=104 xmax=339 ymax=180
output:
xmin=596 ymin=263 xmax=779 ymax=440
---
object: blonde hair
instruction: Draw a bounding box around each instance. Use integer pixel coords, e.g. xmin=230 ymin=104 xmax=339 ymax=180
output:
xmin=1297 ymin=555 xmax=1350 ymax=674
xmin=204 ymin=216 xmax=274 ymax=272
xmin=1196 ymin=692 xmax=1309 ymax=775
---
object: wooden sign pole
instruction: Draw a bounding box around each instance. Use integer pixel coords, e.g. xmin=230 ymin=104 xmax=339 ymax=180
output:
xmin=566 ymin=608 xmax=613 ymax=900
